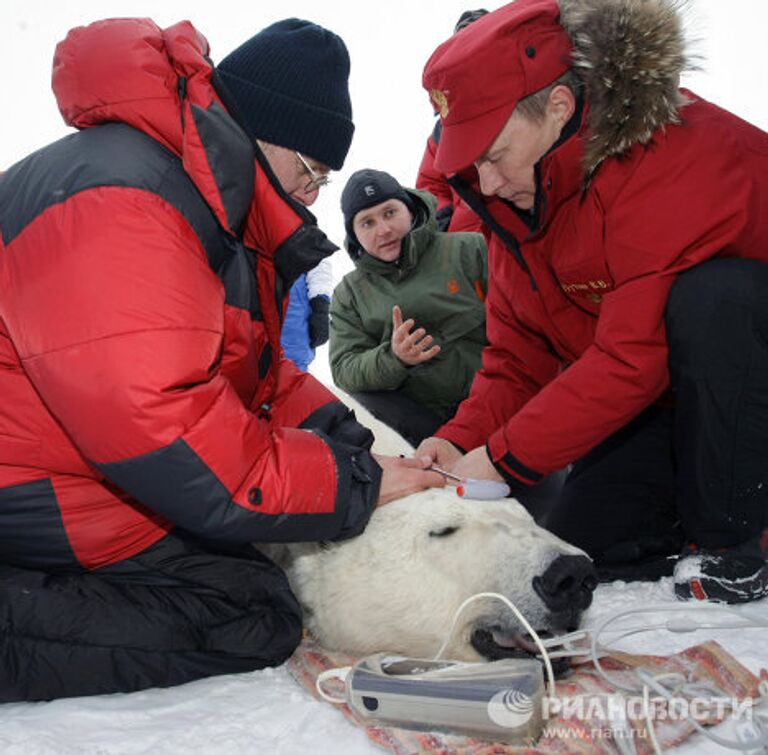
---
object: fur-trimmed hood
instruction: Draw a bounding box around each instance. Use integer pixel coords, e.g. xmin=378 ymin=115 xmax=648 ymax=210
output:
xmin=559 ymin=0 xmax=693 ymax=175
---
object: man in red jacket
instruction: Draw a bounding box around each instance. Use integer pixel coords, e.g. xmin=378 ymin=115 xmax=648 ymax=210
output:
xmin=0 ymin=17 xmax=441 ymax=701
xmin=416 ymin=8 xmax=489 ymax=235
xmin=418 ymin=0 xmax=768 ymax=603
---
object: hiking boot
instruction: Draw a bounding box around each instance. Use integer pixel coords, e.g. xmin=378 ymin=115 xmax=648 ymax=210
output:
xmin=673 ymin=538 xmax=768 ymax=604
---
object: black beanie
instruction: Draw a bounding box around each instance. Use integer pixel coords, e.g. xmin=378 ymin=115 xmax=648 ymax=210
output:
xmin=216 ymin=18 xmax=354 ymax=171
xmin=341 ymin=169 xmax=413 ymax=240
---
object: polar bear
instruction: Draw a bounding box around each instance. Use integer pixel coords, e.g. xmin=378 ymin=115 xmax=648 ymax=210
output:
xmin=264 ymin=394 xmax=596 ymax=662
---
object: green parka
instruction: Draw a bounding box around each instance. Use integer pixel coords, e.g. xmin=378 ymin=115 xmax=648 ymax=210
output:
xmin=330 ymin=189 xmax=488 ymax=420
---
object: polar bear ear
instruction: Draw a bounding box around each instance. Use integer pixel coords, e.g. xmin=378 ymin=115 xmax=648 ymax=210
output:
xmin=428 ymin=526 xmax=460 ymax=538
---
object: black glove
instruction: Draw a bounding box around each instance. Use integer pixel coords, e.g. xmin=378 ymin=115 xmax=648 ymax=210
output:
xmin=435 ymin=205 xmax=454 ymax=232
xmin=308 ymin=295 xmax=330 ymax=348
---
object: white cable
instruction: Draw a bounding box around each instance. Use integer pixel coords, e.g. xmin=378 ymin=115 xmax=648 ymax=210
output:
xmin=539 ymin=628 xmax=589 ymax=647
xmin=315 ymin=665 xmax=351 ymax=704
xmin=588 ymin=603 xmax=768 ymax=752
xmin=590 ymin=603 xmax=768 ymax=694
xmin=642 ymin=684 xmax=664 ymax=755
xmin=644 ymin=675 xmax=767 ymax=752
xmin=431 ymin=591 xmax=557 ymax=698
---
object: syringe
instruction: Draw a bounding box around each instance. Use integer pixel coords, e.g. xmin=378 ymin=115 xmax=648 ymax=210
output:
xmin=430 ymin=465 xmax=510 ymax=500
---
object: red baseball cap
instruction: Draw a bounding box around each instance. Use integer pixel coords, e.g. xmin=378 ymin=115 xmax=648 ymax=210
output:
xmin=422 ymin=0 xmax=573 ymax=174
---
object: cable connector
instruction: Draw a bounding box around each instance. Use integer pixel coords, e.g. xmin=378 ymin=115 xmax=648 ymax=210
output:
xmin=665 ymin=617 xmax=700 ymax=633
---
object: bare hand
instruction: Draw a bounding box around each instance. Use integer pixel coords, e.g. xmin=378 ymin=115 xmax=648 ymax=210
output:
xmin=414 ymin=436 xmax=463 ymax=472
xmin=449 ymin=446 xmax=504 ymax=483
xmin=391 ymin=305 xmax=441 ymax=366
xmin=374 ymin=453 xmax=445 ymax=506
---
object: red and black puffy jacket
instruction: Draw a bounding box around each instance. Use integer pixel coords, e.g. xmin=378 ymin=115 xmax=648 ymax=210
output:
xmin=0 ymin=18 xmax=379 ymax=571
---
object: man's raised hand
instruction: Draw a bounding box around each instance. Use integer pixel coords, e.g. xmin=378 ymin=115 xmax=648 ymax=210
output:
xmin=391 ymin=305 xmax=441 ymax=366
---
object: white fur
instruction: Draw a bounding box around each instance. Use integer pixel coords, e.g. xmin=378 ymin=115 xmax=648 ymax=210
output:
xmin=263 ymin=392 xmax=587 ymax=661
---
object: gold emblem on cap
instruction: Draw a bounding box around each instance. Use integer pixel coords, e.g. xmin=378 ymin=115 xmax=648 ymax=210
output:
xmin=430 ymin=89 xmax=449 ymax=119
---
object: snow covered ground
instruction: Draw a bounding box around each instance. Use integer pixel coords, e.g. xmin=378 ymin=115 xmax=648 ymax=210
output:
xmin=1 ymin=577 xmax=766 ymax=755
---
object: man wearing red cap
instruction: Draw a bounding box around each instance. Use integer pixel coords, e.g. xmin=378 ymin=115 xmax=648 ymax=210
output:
xmin=419 ymin=0 xmax=768 ymax=603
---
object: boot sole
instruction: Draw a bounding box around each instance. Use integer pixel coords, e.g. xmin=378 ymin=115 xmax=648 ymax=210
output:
xmin=675 ymin=573 xmax=768 ymax=604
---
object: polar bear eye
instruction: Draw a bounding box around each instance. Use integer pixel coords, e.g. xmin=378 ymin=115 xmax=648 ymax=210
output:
xmin=429 ymin=526 xmax=460 ymax=538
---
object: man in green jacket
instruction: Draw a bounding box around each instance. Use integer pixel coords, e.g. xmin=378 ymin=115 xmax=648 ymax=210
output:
xmin=330 ymin=169 xmax=488 ymax=447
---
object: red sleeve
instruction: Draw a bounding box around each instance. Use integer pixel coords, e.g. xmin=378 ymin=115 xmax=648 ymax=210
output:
xmin=437 ymin=237 xmax=561 ymax=452
xmin=415 ymin=133 xmax=453 ymax=211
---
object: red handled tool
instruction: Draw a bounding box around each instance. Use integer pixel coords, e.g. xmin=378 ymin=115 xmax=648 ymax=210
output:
xmin=430 ymin=465 xmax=510 ymax=500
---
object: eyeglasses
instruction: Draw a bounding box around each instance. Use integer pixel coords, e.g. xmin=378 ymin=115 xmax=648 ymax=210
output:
xmin=295 ymin=151 xmax=331 ymax=193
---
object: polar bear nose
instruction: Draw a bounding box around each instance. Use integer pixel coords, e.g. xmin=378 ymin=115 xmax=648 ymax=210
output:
xmin=532 ymin=554 xmax=597 ymax=618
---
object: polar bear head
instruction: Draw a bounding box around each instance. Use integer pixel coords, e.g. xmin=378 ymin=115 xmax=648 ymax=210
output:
xmin=282 ymin=490 xmax=595 ymax=662
xmin=270 ymin=392 xmax=596 ymax=663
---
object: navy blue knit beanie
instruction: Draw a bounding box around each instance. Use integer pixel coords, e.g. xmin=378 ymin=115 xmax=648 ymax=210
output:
xmin=341 ymin=169 xmax=413 ymax=240
xmin=216 ymin=18 xmax=354 ymax=170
